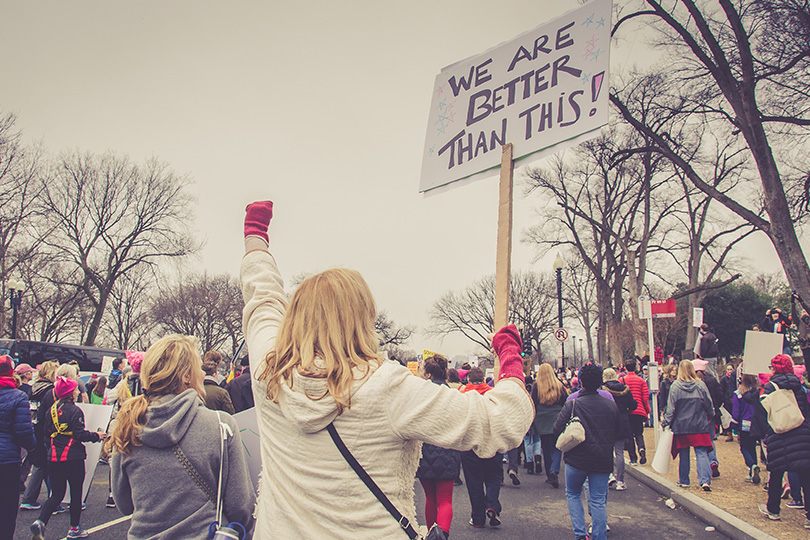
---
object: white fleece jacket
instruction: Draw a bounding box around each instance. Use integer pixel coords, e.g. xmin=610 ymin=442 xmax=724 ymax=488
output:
xmin=241 ymin=247 xmax=533 ymax=539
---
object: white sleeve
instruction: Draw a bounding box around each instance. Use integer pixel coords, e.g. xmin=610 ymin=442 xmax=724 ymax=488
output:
xmin=240 ymin=250 xmax=288 ymax=382
xmin=384 ymin=364 xmax=534 ymax=458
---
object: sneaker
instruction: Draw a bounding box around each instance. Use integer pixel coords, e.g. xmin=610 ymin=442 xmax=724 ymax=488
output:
xmin=67 ymin=527 xmax=89 ymax=538
xmin=608 ymin=473 xmax=617 ymax=487
xmin=508 ymin=469 xmax=521 ymax=486
xmin=30 ymin=520 xmax=45 ymax=540
xmin=759 ymin=504 xmax=781 ymax=521
xmin=615 ymin=481 xmax=627 ymax=491
xmin=711 ymin=463 xmax=720 ymax=478
xmin=548 ymin=470 xmax=560 ymax=489
xmin=745 ymin=475 xmax=753 ymax=483
xmin=54 ymin=505 xmax=67 ymax=514
xmin=106 ymin=495 xmax=116 ymax=508
xmin=782 ymin=483 xmax=791 ymax=499
xmin=639 ymin=449 xmax=647 ymax=465
xmin=19 ymin=502 xmax=41 ymax=510
xmin=486 ymin=508 xmax=501 ymax=527
xmin=469 ymin=518 xmax=485 ymax=528
xmin=787 ymin=500 xmax=805 ymax=509
xmin=702 ymin=483 xmax=712 ymax=492
xmin=675 ymin=482 xmax=690 ymax=488
xmin=629 ymin=460 xmax=638 ymax=466
xmin=752 ymin=465 xmax=761 ymax=485
xmin=587 ymin=523 xmax=610 ymax=534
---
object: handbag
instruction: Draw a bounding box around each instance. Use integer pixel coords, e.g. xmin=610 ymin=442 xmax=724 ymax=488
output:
xmin=327 ymin=423 xmax=436 ymax=539
xmin=651 ymin=427 xmax=674 ymax=474
xmin=556 ymin=398 xmax=586 ymax=452
xmin=761 ymin=382 xmax=805 ymax=434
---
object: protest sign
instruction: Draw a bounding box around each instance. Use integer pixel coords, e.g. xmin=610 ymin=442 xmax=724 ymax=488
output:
xmin=420 ymin=0 xmax=611 ymax=192
xmin=233 ymin=408 xmax=261 ymax=491
xmin=743 ymin=331 xmax=783 ymax=375
xmin=73 ymin=403 xmax=113 ymax=502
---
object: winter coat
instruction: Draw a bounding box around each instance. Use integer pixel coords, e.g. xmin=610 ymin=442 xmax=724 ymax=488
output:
xmin=698 ymin=331 xmax=720 ymax=358
xmin=0 ymin=386 xmax=36 ymax=465
xmin=416 ymin=380 xmax=462 ymax=481
xmin=662 ymin=380 xmax=713 ymax=435
xmin=730 ymin=389 xmax=755 ymax=433
xmin=702 ymin=371 xmax=724 ymax=424
xmin=202 ymin=377 xmax=235 ymax=414
xmin=552 ymin=388 xmax=619 ymax=474
xmin=602 ymin=380 xmax=637 ymax=440
xmin=762 ymin=372 xmax=810 ymax=473
xmin=44 ymin=400 xmax=100 ymax=462
xmin=720 ymin=374 xmax=736 ymax=412
xmin=108 ymin=369 xmax=122 ymax=390
xmin=227 ymin=368 xmax=254 ymax=413
xmin=659 ymin=378 xmax=673 ymax=414
xmin=29 ymin=381 xmax=55 ymax=467
xmin=111 ymin=389 xmax=255 ymax=540
xmin=531 ymin=384 xmax=568 ymax=435
xmin=241 ymin=247 xmax=533 ymax=540
xmin=622 ymin=371 xmax=650 ymax=419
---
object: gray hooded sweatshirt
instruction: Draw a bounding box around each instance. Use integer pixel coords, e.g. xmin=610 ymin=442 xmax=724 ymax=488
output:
xmin=111 ymin=389 xmax=255 ymax=539
xmin=662 ymin=379 xmax=713 ymax=435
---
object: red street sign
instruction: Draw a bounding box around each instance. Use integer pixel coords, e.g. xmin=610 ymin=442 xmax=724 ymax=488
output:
xmin=651 ymin=299 xmax=676 ymax=318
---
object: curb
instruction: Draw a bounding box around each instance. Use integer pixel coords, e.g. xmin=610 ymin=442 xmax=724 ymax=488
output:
xmin=624 ymin=461 xmax=779 ymax=540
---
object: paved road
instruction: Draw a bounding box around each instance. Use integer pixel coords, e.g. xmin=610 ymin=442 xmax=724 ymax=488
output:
xmin=14 ymin=460 xmax=730 ymax=539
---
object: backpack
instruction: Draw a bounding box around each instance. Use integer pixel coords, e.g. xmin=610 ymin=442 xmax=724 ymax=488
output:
xmin=761 ymin=382 xmax=805 ymax=434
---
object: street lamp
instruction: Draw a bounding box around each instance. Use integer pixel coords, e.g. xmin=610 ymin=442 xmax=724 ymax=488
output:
xmin=552 ymin=252 xmax=564 ymax=369
xmin=7 ymin=276 xmax=24 ymax=339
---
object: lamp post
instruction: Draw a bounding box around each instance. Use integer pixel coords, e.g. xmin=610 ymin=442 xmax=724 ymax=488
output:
xmin=553 ymin=252 xmax=564 ymax=369
xmin=7 ymin=277 xmax=24 ymax=339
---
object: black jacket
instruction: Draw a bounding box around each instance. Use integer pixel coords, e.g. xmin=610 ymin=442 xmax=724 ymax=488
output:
xmin=227 ymin=368 xmax=254 ymax=413
xmin=698 ymin=331 xmax=719 ymax=358
xmin=719 ymin=373 xmax=736 ymax=412
xmin=552 ymin=388 xmax=619 ymax=474
xmin=416 ymin=380 xmax=462 ymax=481
xmin=44 ymin=400 xmax=100 ymax=462
xmin=601 ymin=380 xmax=637 ymax=440
xmin=763 ymin=372 xmax=810 ymax=473
xmin=30 ymin=381 xmax=55 ymax=466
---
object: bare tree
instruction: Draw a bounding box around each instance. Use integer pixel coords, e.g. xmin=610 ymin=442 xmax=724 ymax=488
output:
xmin=39 ymin=151 xmax=199 ymax=345
xmin=375 ymin=311 xmax=414 ymax=348
xmin=151 ymin=272 xmax=244 ymax=357
xmin=610 ymin=0 xmax=810 ymax=309
xmin=0 ymin=112 xmax=45 ymax=334
xmin=101 ymin=266 xmax=156 ymax=350
xmin=428 ymin=271 xmax=558 ymax=356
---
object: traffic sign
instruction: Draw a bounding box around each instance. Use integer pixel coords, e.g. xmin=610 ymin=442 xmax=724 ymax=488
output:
xmin=554 ymin=328 xmax=569 ymax=342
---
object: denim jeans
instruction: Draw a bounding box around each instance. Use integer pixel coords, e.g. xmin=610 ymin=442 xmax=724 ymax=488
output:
xmin=21 ymin=464 xmax=50 ymax=505
xmin=707 ymin=425 xmax=718 ymax=466
xmin=613 ymin=438 xmax=626 ymax=482
xmin=678 ymin=446 xmax=711 ymax=486
xmin=739 ymin=432 xmax=757 ymax=469
xmin=565 ymin=464 xmax=609 ymax=540
xmin=461 ymin=451 xmax=502 ymax=526
xmin=507 ymin=446 xmax=521 ymax=473
xmin=524 ymin=433 xmax=541 ymax=462
xmin=538 ymin=433 xmax=562 ymax=475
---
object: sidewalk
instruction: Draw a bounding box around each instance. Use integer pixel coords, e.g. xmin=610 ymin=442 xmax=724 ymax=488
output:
xmin=624 ymin=428 xmax=807 ymax=540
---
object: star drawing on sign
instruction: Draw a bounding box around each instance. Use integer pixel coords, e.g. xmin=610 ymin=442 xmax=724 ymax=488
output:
xmin=447 ymin=110 xmax=456 ymax=123
xmin=428 ymin=145 xmax=436 ymax=155
xmin=436 ymin=124 xmax=447 ymax=135
xmin=438 ymin=100 xmax=447 ymax=111
xmin=583 ymin=14 xmax=594 ymax=26
xmin=592 ymin=48 xmax=602 ymax=61
xmin=586 ymin=36 xmax=597 ymax=48
xmin=436 ymin=84 xmax=445 ymax=96
xmin=582 ymin=72 xmax=591 ymax=83
xmin=597 ymin=17 xmax=606 ymax=27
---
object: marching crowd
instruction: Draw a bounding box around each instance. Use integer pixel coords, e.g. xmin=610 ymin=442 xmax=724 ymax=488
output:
xmin=1 ymin=201 xmax=810 ymax=540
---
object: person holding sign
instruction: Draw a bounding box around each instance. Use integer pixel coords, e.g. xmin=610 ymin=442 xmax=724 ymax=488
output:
xmin=240 ymin=201 xmax=533 ymax=540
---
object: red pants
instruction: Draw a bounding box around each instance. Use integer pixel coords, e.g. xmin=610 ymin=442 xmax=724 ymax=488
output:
xmin=420 ymin=478 xmax=454 ymax=533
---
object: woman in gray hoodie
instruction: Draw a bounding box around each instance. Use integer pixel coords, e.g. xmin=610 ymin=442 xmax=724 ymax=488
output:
xmin=662 ymin=360 xmax=714 ymax=491
xmin=110 ymin=335 xmax=255 ymax=539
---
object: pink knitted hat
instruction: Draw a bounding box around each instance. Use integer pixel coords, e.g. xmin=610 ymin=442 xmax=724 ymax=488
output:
xmin=692 ymin=359 xmax=709 ymax=371
xmin=126 ymin=350 xmax=145 ymax=374
xmin=771 ymin=354 xmax=794 ymax=374
xmin=54 ymin=376 xmax=78 ymax=399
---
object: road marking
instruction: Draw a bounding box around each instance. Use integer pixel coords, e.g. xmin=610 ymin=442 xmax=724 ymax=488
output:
xmin=58 ymin=515 xmax=131 ymax=540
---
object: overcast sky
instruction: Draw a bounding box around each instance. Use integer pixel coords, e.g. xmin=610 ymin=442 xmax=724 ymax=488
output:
xmin=0 ymin=0 xmax=783 ymax=358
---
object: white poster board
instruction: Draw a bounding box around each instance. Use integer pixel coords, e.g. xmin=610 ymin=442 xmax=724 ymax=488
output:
xmin=648 ymin=364 xmax=659 ymax=392
xmin=743 ymin=330 xmax=783 ymax=375
xmin=692 ymin=308 xmax=704 ymax=328
xmin=100 ymin=355 xmax=117 ymax=376
xmin=233 ymin=408 xmax=261 ymax=492
xmin=420 ymin=0 xmax=612 ymax=192
xmin=72 ymin=403 xmax=113 ymax=502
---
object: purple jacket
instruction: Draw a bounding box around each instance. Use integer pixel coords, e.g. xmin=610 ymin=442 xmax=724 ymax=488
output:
xmin=730 ymin=389 xmax=754 ymax=430
xmin=568 ymin=388 xmax=614 ymax=402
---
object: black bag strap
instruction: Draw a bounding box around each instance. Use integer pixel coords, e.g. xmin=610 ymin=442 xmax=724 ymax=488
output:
xmin=326 ymin=423 xmax=419 ymax=539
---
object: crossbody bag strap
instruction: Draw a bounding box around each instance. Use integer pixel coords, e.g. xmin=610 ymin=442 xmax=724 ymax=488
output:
xmin=174 ymin=444 xmax=217 ymax=503
xmin=326 ymin=423 xmax=419 ymax=540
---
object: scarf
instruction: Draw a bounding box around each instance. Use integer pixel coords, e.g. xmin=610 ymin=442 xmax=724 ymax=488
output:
xmin=0 ymin=375 xmax=19 ymax=388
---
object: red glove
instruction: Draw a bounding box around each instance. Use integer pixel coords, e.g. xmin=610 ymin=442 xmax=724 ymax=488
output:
xmin=244 ymin=201 xmax=274 ymax=243
xmin=492 ymin=324 xmax=524 ymax=381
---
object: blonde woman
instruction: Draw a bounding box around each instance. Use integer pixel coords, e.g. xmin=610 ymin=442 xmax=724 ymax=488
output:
xmin=530 ymin=363 xmax=569 ymax=488
xmin=240 ymin=201 xmax=533 ymax=539
xmin=662 ymin=360 xmax=714 ymax=491
xmin=20 ymin=361 xmax=60 ymax=511
xmin=110 ymin=335 xmax=255 ymax=540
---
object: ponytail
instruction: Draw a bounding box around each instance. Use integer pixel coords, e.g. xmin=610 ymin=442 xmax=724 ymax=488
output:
xmin=109 ymin=394 xmax=149 ymax=455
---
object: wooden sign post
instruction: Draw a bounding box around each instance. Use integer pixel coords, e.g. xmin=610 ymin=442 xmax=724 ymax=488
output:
xmin=493 ymin=143 xmax=514 ymax=380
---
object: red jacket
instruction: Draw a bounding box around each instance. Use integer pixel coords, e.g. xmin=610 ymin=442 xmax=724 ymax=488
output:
xmin=622 ymin=372 xmax=650 ymax=418
xmin=460 ymin=382 xmax=492 ymax=395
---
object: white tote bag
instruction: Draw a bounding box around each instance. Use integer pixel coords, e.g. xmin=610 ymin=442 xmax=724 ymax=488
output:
xmin=651 ymin=428 xmax=674 ymax=475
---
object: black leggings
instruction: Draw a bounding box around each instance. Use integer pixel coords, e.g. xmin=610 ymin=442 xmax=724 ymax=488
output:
xmin=39 ymin=460 xmax=85 ymax=528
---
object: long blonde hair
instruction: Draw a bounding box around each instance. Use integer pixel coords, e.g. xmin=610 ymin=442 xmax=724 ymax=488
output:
xmin=534 ymin=363 xmax=568 ymax=406
xmin=36 ymin=361 xmax=59 ymax=383
xmin=110 ymin=335 xmax=202 ymax=455
xmin=258 ymin=268 xmax=382 ymax=414
xmin=677 ymin=360 xmax=697 ymax=382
